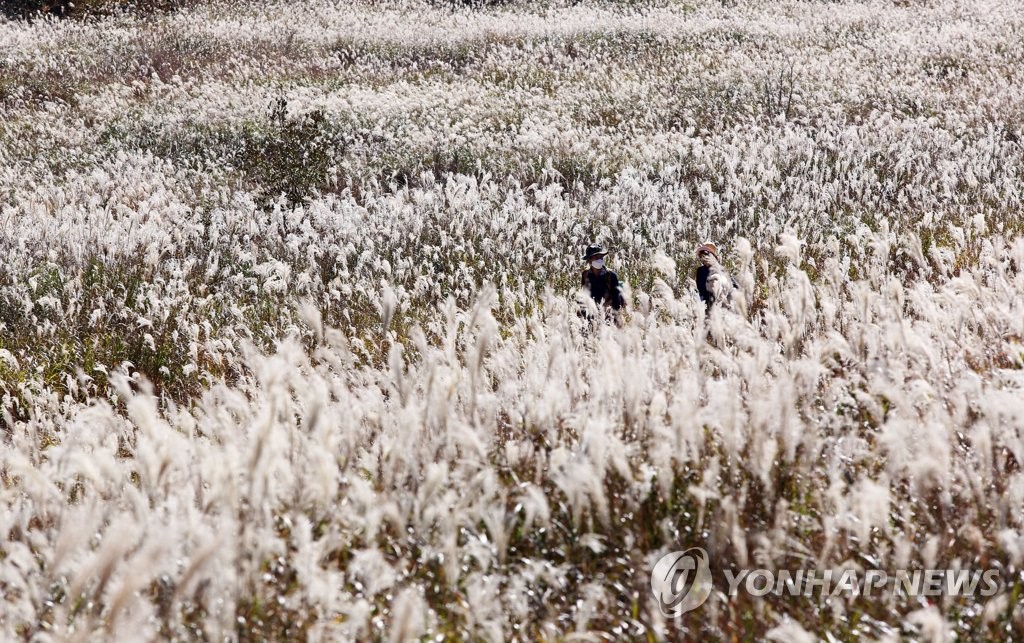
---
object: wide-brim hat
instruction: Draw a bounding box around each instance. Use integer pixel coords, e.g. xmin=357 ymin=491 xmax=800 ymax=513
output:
xmin=582 ymin=244 xmax=610 ymax=260
xmin=695 ymin=242 xmax=719 ymax=258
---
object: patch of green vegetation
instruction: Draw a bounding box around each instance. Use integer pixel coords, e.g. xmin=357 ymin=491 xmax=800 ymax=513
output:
xmin=0 ymin=59 xmax=82 ymax=107
xmin=235 ymin=557 xmax=311 ymax=643
xmin=0 ymin=251 xmax=291 ymax=405
xmin=100 ymin=101 xmax=349 ymax=205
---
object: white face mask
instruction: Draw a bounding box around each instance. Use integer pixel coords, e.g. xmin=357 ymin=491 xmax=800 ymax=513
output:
xmin=591 ymin=258 xmax=605 ymax=269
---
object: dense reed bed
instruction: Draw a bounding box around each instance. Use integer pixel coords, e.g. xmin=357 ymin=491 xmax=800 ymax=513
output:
xmin=1 ymin=0 xmax=1022 ymax=639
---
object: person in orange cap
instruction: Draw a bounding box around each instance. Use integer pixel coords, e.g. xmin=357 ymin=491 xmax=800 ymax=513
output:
xmin=695 ymin=242 xmax=736 ymax=310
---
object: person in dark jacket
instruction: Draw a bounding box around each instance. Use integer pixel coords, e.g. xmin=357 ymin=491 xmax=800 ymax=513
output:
xmin=581 ymin=244 xmax=625 ymax=312
xmin=695 ymin=242 xmax=737 ymax=310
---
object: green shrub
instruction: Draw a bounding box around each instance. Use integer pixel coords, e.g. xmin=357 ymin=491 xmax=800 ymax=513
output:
xmin=243 ymin=99 xmax=348 ymax=204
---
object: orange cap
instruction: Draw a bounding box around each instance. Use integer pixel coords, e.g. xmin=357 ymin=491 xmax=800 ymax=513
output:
xmin=696 ymin=242 xmax=719 ymax=258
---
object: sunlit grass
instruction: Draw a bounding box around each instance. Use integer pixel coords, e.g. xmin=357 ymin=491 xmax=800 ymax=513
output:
xmin=1 ymin=0 xmax=1023 ymax=639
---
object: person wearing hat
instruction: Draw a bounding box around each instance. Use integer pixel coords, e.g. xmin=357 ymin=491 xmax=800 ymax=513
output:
xmin=581 ymin=244 xmax=625 ymax=313
xmin=695 ymin=242 xmax=737 ymax=310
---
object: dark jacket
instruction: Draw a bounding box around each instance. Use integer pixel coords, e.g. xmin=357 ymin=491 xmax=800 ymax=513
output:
xmin=582 ymin=268 xmax=624 ymax=310
xmin=696 ymin=265 xmax=738 ymax=308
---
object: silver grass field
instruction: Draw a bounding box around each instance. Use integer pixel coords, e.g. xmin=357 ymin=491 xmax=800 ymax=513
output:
xmin=1 ymin=0 xmax=1023 ymax=640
